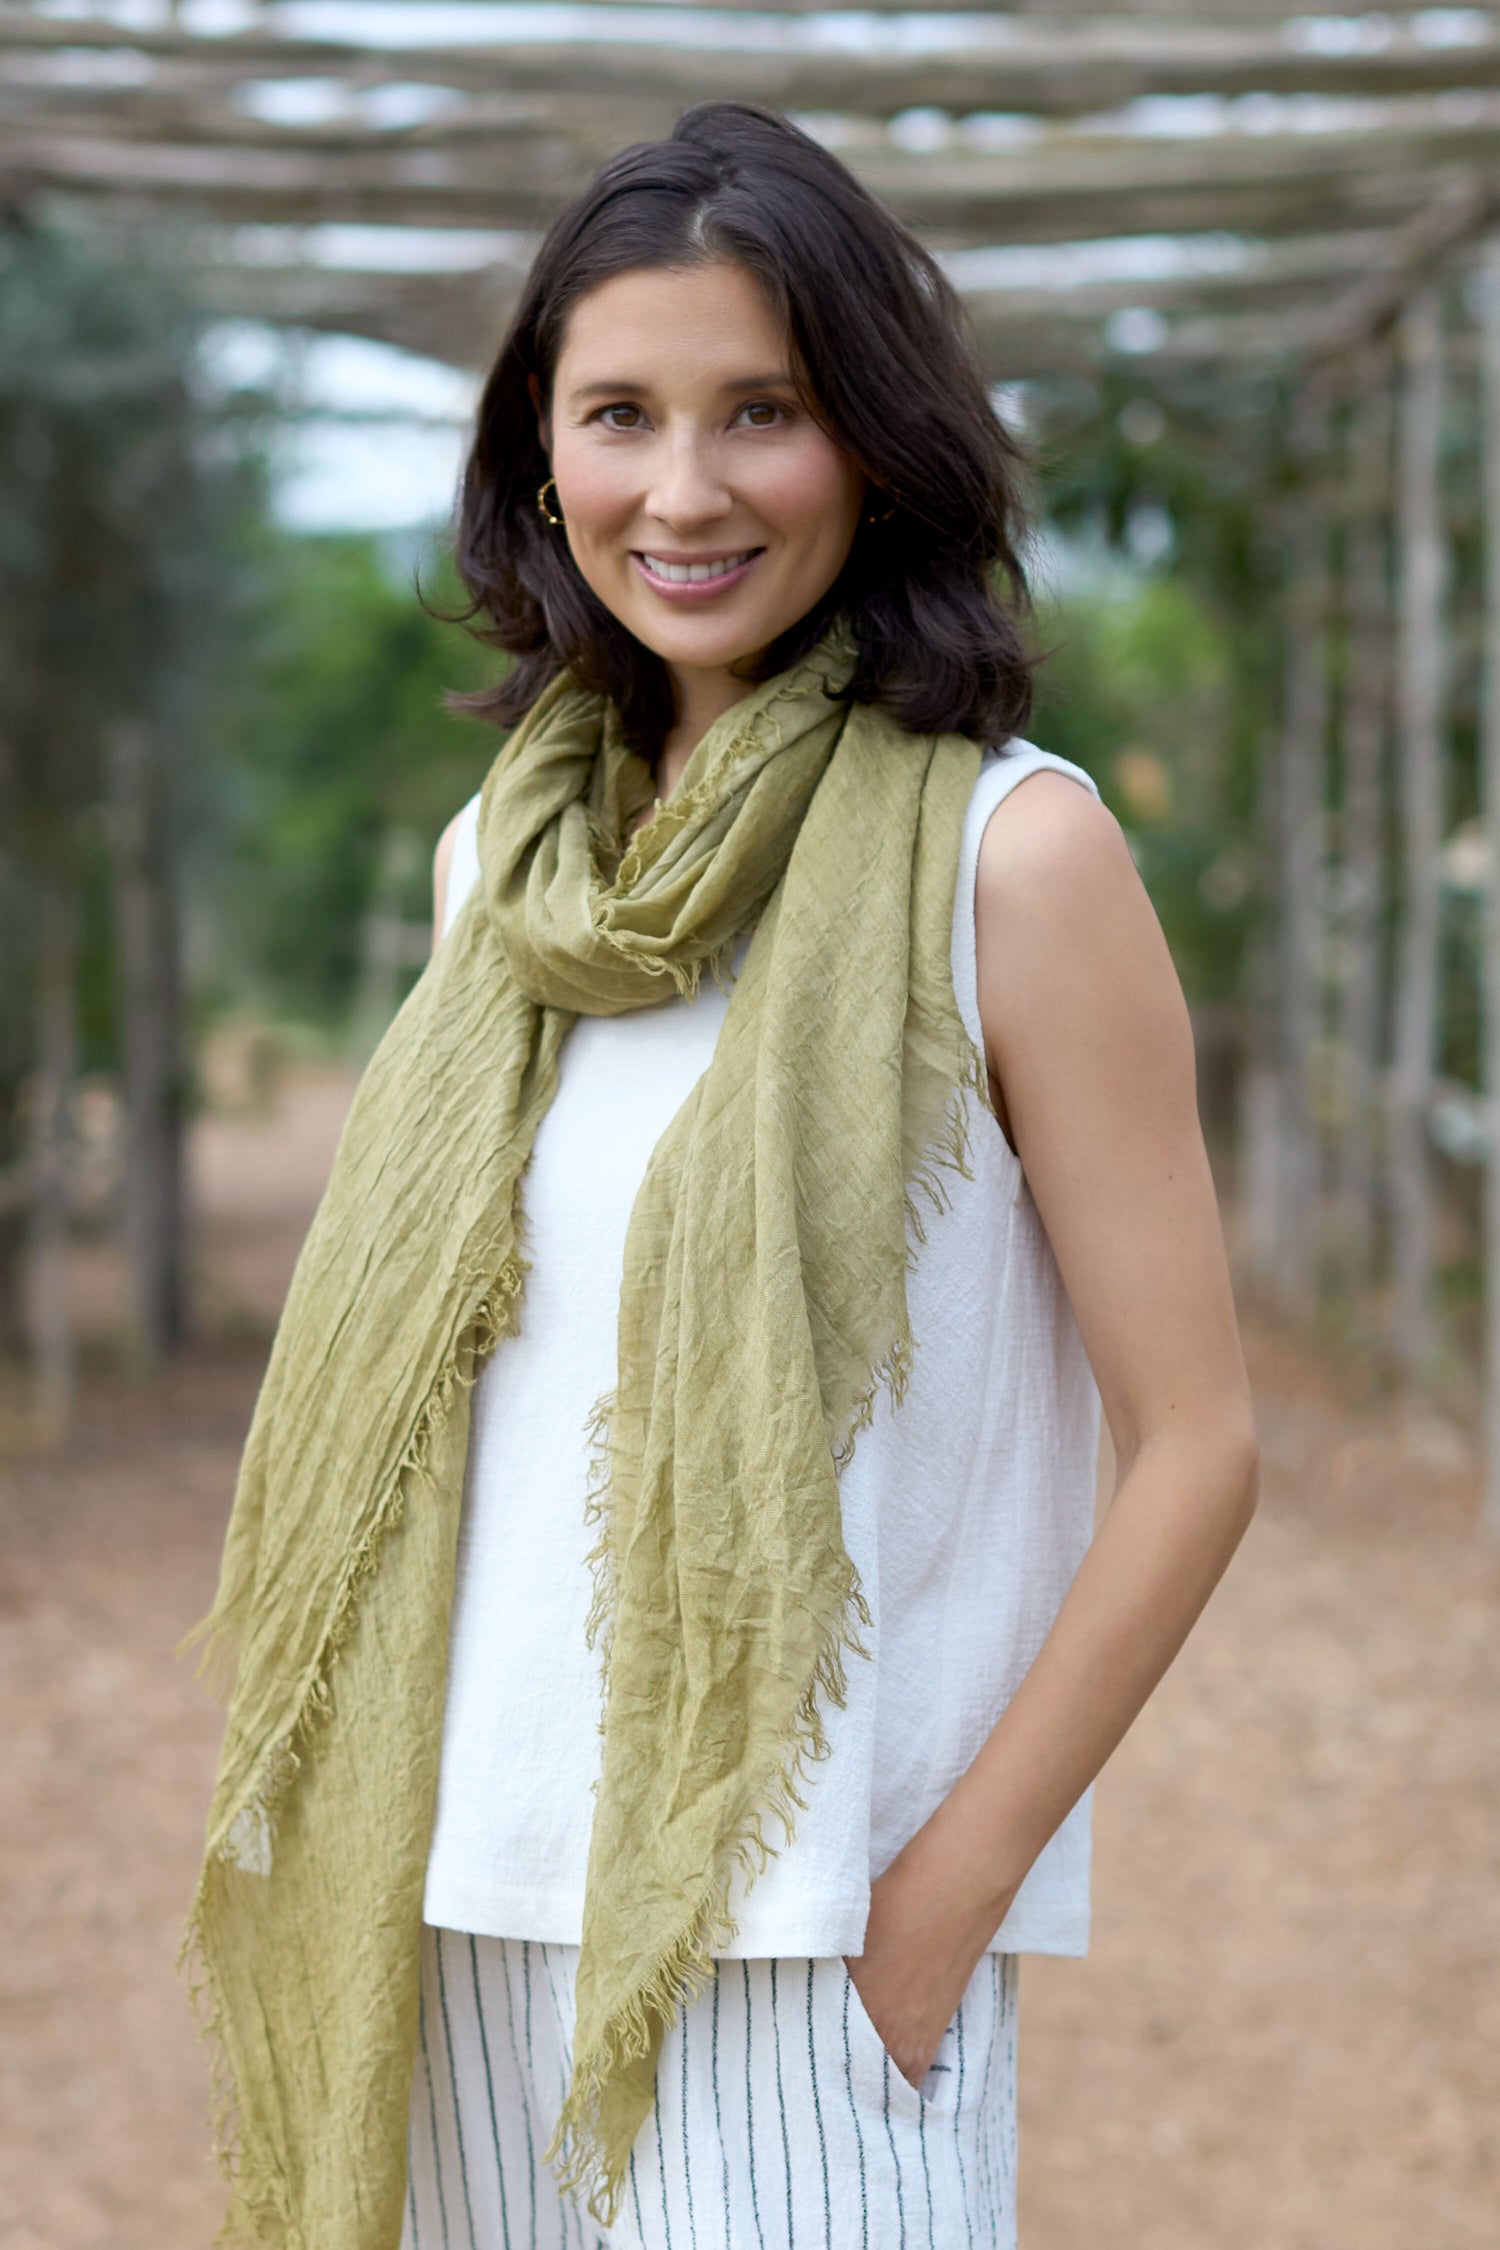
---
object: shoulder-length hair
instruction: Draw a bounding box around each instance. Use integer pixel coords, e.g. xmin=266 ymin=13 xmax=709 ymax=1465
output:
xmin=441 ymin=101 xmax=1037 ymax=753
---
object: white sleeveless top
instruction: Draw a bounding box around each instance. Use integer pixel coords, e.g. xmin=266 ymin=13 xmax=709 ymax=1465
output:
xmin=422 ymin=739 xmax=1104 ymax=1958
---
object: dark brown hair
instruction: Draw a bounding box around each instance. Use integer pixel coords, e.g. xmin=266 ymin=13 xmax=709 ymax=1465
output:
xmin=441 ymin=101 xmax=1037 ymax=754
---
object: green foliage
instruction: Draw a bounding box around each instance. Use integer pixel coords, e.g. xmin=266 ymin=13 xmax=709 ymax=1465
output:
xmin=0 ymin=210 xmax=273 ymax=1148
xmin=0 ymin=213 xmax=271 ymax=869
xmin=207 ymin=526 xmax=500 ymax=1025
xmin=1019 ymin=362 xmax=1294 ymax=1009
xmin=1032 ymin=562 xmax=1249 ymax=1005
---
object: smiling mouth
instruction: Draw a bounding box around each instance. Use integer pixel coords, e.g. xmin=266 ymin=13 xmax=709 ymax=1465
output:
xmin=635 ymin=548 xmax=763 ymax=584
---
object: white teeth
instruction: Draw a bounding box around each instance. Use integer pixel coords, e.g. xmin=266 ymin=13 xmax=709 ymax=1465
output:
xmin=640 ymin=551 xmax=755 ymax=584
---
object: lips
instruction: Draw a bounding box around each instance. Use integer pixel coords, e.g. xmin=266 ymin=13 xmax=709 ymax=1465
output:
xmin=638 ymin=548 xmax=760 ymax=583
xmin=631 ymin=547 xmax=764 ymax=601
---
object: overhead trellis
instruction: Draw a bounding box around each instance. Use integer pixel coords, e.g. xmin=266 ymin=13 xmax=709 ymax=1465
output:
xmin=10 ymin=1 xmax=1500 ymax=1535
xmin=5 ymin=3 xmax=1500 ymax=372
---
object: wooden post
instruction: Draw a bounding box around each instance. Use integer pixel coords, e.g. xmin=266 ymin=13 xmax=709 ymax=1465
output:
xmin=28 ymin=865 xmax=77 ymax=1443
xmin=1273 ymin=369 xmax=1334 ymax=1315
xmin=1332 ymin=345 xmax=1393 ymax=1299
xmin=1237 ymin=708 xmax=1284 ymax=1289
xmin=1478 ymin=241 xmax=1500 ymax=1538
xmin=1390 ymin=286 xmax=1447 ymax=1384
xmin=107 ymin=716 xmax=188 ymax=1368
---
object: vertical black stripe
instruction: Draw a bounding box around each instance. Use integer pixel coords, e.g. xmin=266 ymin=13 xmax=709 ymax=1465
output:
xmin=805 ymin=1962 xmax=832 ymax=2250
xmin=538 ymin=1947 xmax=582 ymax=2250
xmin=468 ymin=1937 xmax=513 ymax=2250
xmin=407 ymin=2124 xmax=422 ymax=2250
xmin=994 ymin=1955 xmax=1014 ymax=2244
xmin=654 ymin=2028 xmax=673 ymax=2250
xmin=881 ymin=2049 xmax=907 ymax=2250
xmin=679 ymin=1975 xmax=698 ymax=2250
xmin=1004 ymin=1957 xmax=1018 ymax=2243
xmin=769 ymin=1962 xmax=795 ymax=2250
xmin=523 ymin=1944 xmax=566 ymax=2250
xmin=498 ymin=1942 xmax=538 ymax=2244
xmin=742 ymin=1964 xmax=767 ymax=2250
xmin=917 ymin=2086 xmax=936 ymax=2250
xmin=1000 ymin=1959 xmax=1018 ymax=2215
xmin=419 ymin=1961 xmax=453 ymax=2250
xmin=973 ymin=1956 xmax=999 ymax=2241
xmin=989 ymin=1959 xmax=1010 ymax=2249
xmin=629 ymin=2143 xmax=648 ymax=2244
xmin=711 ymin=1968 xmax=730 ymax=2239
xmin=952 ymin=1987 xmax=974 ymax=2250
xmin=841 ymin=1973 xmax=870 ymax=2250
xmin=435 ymin=1932 xmax=477 ymax=2248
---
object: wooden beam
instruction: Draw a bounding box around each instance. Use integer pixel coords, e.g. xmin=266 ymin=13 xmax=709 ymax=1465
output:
xmin=14 ymin=4 xmax=1500 ymax=116
xmin=221 ymin=0 xmax=1430 ymax=16
xmin=0 ymin=3 xmax=1466 ymax=63
xmin=11 ymin=107 xmax=1500 ymax=250
xmin=0 ymin=87 xmax=600 ymax=156
xmin=189 ymin=251 xmax=1384 ymax=376
xmin=1302 ymin=180 xmax=1488 ymax=359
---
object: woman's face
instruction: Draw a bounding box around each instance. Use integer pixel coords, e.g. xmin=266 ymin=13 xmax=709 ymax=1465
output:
xmin=539 ymin=260 xmax=866 ymax=686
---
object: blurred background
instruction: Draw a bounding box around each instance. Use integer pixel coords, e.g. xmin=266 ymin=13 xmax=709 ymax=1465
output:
xmin=1 ymin=3 xmax=1498 ymax=2245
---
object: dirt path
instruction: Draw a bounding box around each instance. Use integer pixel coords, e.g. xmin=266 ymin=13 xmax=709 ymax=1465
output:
xmin=1 ymin=1073 xmax=1496 ymax=2249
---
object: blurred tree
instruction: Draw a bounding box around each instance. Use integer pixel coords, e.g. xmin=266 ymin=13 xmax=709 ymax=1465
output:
xmin=208 ymin=527 xmax=496 ymax=1031
xmin=1028 ymin=359 xmax=1287 ymax=973
xmin=0 ymin=211 xmax=271 ymax=1410
xmin=1022 ymin=364 xmax=1298 ymax=1175
xmin=1032 ymin=566 xmax=1237 ymax=1004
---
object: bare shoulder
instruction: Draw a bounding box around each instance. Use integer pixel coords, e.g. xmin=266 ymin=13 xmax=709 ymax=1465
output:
xmin=974 ymin=766 xmax=1129 ymax=905
xmin=973 ymin=765 xmax=1249 ymax=1462
xmin=974 ymin=766 xmax=1169 ymax=993
xmin=973 ymin=762 xmax=1195 ymax=1166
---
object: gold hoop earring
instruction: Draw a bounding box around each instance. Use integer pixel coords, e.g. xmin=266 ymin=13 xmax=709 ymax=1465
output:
xmin=865 ymin=496 xmax=897 ymax=525
xmin=537 ymin=476 xmax=565 ymax=527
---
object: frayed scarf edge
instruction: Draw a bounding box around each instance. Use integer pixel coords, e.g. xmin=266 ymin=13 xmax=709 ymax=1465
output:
xmin=175 ymin=1256 xmax=530 ymax=2249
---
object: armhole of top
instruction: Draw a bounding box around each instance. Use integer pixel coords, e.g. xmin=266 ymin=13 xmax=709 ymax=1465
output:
xmin=953 ymin=741 xmax=1105 ymax=1200
xmin=440 ymin=792 xmax=483 ymax=945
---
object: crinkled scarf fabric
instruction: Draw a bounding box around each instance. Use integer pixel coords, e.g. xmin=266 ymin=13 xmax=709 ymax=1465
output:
xmin=182 ymin=626 xmax=988 ymax=2244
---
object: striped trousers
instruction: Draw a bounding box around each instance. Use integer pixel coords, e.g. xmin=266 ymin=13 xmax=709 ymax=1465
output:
xmin=401 ymin=1925 xmax=1019 ymax=2250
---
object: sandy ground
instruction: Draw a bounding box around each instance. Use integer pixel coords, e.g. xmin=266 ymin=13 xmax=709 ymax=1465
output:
xmin=1 ymin=1070 xmax=1497 ymax=2250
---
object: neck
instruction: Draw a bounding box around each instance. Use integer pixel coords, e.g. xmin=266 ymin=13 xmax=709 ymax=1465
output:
xmin=654 ymin=662 xmax=754 ymax=799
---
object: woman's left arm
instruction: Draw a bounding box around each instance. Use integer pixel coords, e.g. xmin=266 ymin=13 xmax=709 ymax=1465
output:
xmin=847 ymin=770 xmax=1261 ymax=2087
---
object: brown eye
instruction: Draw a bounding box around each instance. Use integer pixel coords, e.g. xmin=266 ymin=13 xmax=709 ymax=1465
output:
xmin=598 ymin=403 xmax=643 ymax=429
xmin=739 ymin=401 xmax=787 ymax=428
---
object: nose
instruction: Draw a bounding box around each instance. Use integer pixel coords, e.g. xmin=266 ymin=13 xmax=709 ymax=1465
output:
xmin=644 ymin=429 xmax=732 ymax=531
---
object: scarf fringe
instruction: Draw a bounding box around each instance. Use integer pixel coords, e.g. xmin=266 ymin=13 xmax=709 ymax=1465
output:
xmin=176 ymin=1256 xmax=530 ymax=2250
xmin=541 ymin=1540 xmax=874 ymax=2230
xmin=901 ymin=1032 xmax=991 ymax=1269
xmin=548 ymin=1027 xmax=991 ymax=2231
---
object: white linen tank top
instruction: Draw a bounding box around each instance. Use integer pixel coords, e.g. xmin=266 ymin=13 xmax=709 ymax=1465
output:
xmin=422 ymin=738 xmax=1105 ymax=1959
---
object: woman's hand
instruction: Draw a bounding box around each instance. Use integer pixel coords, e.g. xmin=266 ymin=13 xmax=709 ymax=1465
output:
xmin=843 ymin=1811 xmax=1018 ymax=2092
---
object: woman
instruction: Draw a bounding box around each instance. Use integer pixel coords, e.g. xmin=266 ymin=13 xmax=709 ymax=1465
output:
xmin=186 ymin=101 xmax=1259 ymax=2250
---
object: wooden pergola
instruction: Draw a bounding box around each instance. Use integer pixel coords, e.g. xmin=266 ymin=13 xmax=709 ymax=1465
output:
xmin=6 ymin=0 xmax=1500 ymax=1532
xmin=8 ymin=5 xmax=1500 ymax=367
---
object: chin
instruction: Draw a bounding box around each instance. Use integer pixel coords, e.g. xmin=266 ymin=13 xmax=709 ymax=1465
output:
xmin=627 ymin=610 xmax=778 ymax=673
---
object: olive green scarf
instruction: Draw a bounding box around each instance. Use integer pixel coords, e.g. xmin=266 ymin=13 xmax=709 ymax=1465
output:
xmin=183 ymin=625 xmax=987 ymax=2244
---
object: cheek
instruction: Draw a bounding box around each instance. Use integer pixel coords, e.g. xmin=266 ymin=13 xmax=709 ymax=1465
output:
xmin=757 ymin=438 xmax=862 ymax=548
xmin=550 ymin=439 xmax=636 ymax=540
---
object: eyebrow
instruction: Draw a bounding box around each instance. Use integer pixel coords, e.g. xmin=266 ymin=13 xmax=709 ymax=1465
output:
xmin=565 ymin=371 xmax=798 ymax=401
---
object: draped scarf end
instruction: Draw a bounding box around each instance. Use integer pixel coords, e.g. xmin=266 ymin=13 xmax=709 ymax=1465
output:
xmin=539 ymin=1549 xmax=876 ymax=2232
xmin=546 ymin=1029 xmax=992 ymax=2231
xmin=177 ymin=1254 xmax=531 ymax=2247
